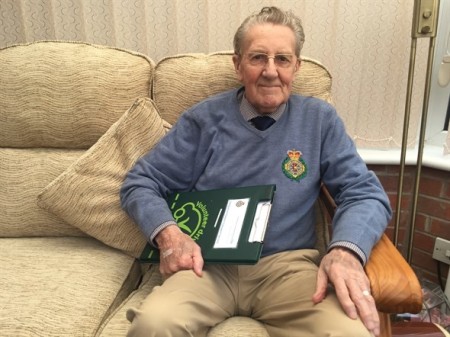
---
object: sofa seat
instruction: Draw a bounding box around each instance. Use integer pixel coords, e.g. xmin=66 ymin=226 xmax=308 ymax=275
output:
xmin=0 ymin=237 xmax=141 ymax=337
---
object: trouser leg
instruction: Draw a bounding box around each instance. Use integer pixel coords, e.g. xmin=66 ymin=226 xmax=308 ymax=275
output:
xmin=127 ymin=265 xmax=237 ymax=337
xmin=238 ymin=250 xmax=372 ymax=337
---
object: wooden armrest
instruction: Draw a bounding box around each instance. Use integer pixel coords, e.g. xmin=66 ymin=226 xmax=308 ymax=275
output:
xmin=319 ymin=185 xmax=423 ymax=314
xmin=365 ymin=234 xmax=423 ymax=314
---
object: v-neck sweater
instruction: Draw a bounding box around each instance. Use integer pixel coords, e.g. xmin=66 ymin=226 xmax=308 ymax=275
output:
xmin=120 ymin=88 xmax=391 ymax=262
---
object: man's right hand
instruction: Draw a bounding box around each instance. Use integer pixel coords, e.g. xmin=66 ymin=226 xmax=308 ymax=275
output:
xmin=155 ymin=224 xmax=204 ymax=278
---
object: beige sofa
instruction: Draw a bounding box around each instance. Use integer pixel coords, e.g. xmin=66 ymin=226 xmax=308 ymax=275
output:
xmin=0 ymin=41 xmax=421 ymax=337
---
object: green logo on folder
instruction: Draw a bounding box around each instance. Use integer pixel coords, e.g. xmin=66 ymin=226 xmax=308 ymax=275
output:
xmin=171 ymin=195 xmax=209 ymax=241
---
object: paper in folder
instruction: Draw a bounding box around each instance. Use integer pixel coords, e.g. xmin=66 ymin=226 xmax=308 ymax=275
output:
xmin=139 ymin=185 xmax=276 ymax=264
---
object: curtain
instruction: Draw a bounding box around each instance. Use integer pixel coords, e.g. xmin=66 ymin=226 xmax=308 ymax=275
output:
xmin=0 ymin=0 xmax=428 ymax=149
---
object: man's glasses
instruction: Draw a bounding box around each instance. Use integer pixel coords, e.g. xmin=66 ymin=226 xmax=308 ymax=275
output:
xmin=245 ymin=52 xmax=296 ymax=68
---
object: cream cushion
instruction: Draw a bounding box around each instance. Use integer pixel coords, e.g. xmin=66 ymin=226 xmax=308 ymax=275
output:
xmin=0 ymin=41 xmax=154 ymax=149
xmin=0 ymin=148 xmax=85 ymax=237
xmin=37 ymin=98 xmax=169 ymax=257
xmin=0 ymin=237 xmax=140 ymax=337
xmin=96 ymin=266 xmax=163 ymax=337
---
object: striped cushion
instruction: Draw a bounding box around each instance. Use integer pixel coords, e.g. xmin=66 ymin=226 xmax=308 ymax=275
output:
xmin=0 ymin=237 xmax=140 ymax=337
xmin=0 ymin=41 xmax=154 ymax=149
xmin=0 ymin=148 xmax=85 ymax=237
xmin=37 ymin=98 xmax=169 ymax=257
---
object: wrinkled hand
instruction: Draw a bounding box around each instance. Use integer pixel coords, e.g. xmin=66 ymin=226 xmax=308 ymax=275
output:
xmin=155 ymin=225 xmax=204 ymax=278
xmin=312 ymin=247 xmax=379 ymax=336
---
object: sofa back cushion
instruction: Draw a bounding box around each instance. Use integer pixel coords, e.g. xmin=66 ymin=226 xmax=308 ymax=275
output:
xmin=153 ymin=51 xmax=332 ymax=125
xmin=0 ymin=41 xmax=154 ymax=149
xmin=0 ymin=41 xmax=154 ymax=237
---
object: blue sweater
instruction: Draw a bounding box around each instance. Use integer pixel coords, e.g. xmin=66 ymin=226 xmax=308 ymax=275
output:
xmin=120 ymin=89 xmax=392 ymax=262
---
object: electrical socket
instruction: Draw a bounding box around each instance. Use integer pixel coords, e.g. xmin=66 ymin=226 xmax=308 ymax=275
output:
xmin=432 ymin=237 xmax=450 ymax=265
xmin=412 ymin=0 xmax=439 ymax=38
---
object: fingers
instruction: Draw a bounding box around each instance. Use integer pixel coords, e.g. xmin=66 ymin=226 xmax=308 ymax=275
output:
xmin=312 ymin=265 xmax=329 ymax=304
xmin=349 ymin=287 xmax=379 ymax=336
xmin=336 ymin=261 xmax=379 ymax=335
xmin=192 ymin=245 xmax=204 ymax=277
xmin=332 ymin=276 xmax=380 ymax=336
xmin=318 ymin=248 xmax=380 ymax=336
xmin=333 ymin=277 xmax=359 ymax=320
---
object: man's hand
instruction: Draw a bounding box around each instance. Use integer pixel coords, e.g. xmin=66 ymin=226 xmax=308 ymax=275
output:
xmin=155 ymin=225 xmax=204 ymax=278
xmin=312 ymin=247 xmax=379 ymax=336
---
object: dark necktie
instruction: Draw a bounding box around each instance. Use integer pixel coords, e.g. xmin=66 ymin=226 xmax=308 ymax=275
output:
xmin=250 ymin=116 xmax=276 ymax=131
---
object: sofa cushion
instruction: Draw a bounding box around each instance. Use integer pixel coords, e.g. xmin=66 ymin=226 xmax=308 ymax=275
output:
xmin=0 ymin=237 xmax=141 ymax=337
xmin=96 ymin=266 xmax=269 ymax=337
xmin=96 ymin=266 xmax=163 ymax=337
xmin=0 ymin=41 xmax=154 ymax=149
xmin=0 ymin=148 xmax=86 ymax=237
xmin=153 ymin=52 xmax=332 ymax=125
xmin=37 ymin=98 xmax=169 ymax=258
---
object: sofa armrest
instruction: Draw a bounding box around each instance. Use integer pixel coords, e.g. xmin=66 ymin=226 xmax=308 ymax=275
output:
xmin=365 ymin=234 xmax=423 ymax=314
xmin=319 ymin=185 xmax=423 ymax=315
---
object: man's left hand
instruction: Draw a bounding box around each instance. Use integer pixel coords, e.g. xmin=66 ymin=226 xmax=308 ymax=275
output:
xmin=312 ymin=247 xmax=379 ymax=336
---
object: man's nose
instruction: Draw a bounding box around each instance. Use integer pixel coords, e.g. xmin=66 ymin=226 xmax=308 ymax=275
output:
xmin=262 ymin=58 xmax=278 ymax=77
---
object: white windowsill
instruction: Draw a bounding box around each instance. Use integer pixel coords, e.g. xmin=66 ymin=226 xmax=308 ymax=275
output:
xmin=358 ymin=144 xmax=450 ymax=171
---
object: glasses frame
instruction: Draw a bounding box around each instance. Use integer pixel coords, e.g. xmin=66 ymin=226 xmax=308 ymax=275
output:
xmin=244 ymin=52 xmax=297 ymax=69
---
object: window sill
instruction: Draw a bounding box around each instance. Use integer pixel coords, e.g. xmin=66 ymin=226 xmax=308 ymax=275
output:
xmin=358 ymin=144 xmax=450 ymax=171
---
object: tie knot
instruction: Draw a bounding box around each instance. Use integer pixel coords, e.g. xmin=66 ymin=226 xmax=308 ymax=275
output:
xmin=251 ymin=116 xmax=276 ymax=131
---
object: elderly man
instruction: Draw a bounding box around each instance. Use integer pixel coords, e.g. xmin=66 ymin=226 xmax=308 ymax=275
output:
xmin=121 ymin=6 xmax=391 ymax=337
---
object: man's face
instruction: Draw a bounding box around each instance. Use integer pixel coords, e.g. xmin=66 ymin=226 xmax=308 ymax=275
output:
xmin=233 ymin=23 xmax=300 ymax=114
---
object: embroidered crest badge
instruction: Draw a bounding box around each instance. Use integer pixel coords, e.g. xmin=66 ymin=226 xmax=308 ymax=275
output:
xmin=282 ymin=149 xmax=307 ymax=181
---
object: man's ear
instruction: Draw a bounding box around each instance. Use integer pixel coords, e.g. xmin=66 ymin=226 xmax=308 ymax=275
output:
xmin=294 ymin=58 xmax=301 ymax=73
xmin=232 ymin=54 xmax=243 ymax=81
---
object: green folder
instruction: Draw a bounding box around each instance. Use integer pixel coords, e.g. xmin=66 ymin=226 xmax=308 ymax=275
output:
xmin=139 ymin=185 xmax=276 ymax=264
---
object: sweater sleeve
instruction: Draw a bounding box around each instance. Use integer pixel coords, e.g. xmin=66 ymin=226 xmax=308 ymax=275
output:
xmin=120 ymin=109 xmax=209 ymax=245
xmin=319 ymin=106 xmax=392 ymax=264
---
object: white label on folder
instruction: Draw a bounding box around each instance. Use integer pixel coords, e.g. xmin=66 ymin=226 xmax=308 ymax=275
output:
xmin=213 ymin=198 xmax=249 ymax=248
xmin=248 ymin=202 xmax=272 ymax=243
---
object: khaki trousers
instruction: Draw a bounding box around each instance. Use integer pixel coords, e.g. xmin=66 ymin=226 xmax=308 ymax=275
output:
xmin=127 ymin=249 xmax=371 ymax=337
